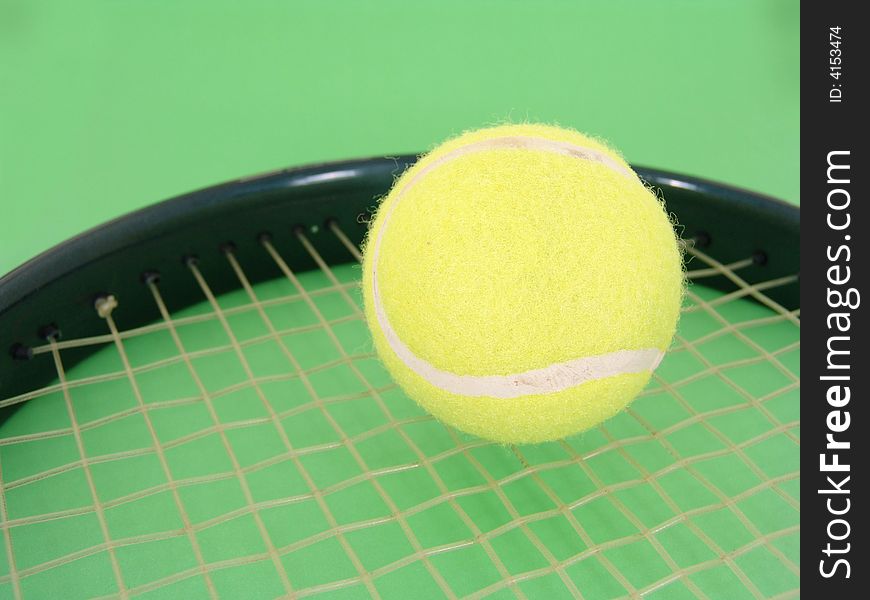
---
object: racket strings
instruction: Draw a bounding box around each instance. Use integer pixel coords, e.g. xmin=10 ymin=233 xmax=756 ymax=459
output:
xmin=0 ymin=222 xmax=799 ymax=599
xmin=258 ymin=238 xmax=525 ymax=599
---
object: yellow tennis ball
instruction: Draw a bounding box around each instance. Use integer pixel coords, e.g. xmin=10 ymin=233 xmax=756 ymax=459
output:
xmin=362 ymin=124 xmax=683 ymax=444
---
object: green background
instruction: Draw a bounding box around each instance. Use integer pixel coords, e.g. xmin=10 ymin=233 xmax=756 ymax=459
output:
xmin=0 ymin=0 xmax=799 ymax=277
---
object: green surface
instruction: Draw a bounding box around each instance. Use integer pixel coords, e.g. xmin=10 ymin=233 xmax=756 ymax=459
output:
xmin=0 ymin=0 xmax=798 ymax=276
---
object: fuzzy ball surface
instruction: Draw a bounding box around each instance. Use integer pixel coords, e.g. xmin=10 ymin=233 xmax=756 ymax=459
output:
xmin=362 ymin=124 xmax=683 ymax=444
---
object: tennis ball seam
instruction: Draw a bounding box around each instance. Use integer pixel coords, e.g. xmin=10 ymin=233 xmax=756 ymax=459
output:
xmin=370 ymin=135 xmax=665 ymax=399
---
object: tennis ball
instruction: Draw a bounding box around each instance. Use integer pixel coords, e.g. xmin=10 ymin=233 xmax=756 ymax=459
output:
xmin=362 ymin=124 xmax=683 ymax=444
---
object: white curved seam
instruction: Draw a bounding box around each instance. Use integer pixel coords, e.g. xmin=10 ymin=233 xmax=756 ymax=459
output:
xmin=372 ymin=135 xmax=662 ymax=398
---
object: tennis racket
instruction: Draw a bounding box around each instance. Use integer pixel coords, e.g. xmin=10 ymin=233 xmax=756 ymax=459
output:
xmin=0 ymin=156 xmax=799 ymax=599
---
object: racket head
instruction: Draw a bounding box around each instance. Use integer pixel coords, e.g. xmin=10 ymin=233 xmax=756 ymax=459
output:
xmin=0 ymin=159 xmax=799 ymax=599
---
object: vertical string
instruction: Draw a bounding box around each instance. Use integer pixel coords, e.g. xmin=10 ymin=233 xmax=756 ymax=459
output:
xmin=48 ymin=337 xmax=127 ymax=598
xmin=94 ymin=295 xmax=218 ymax=598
